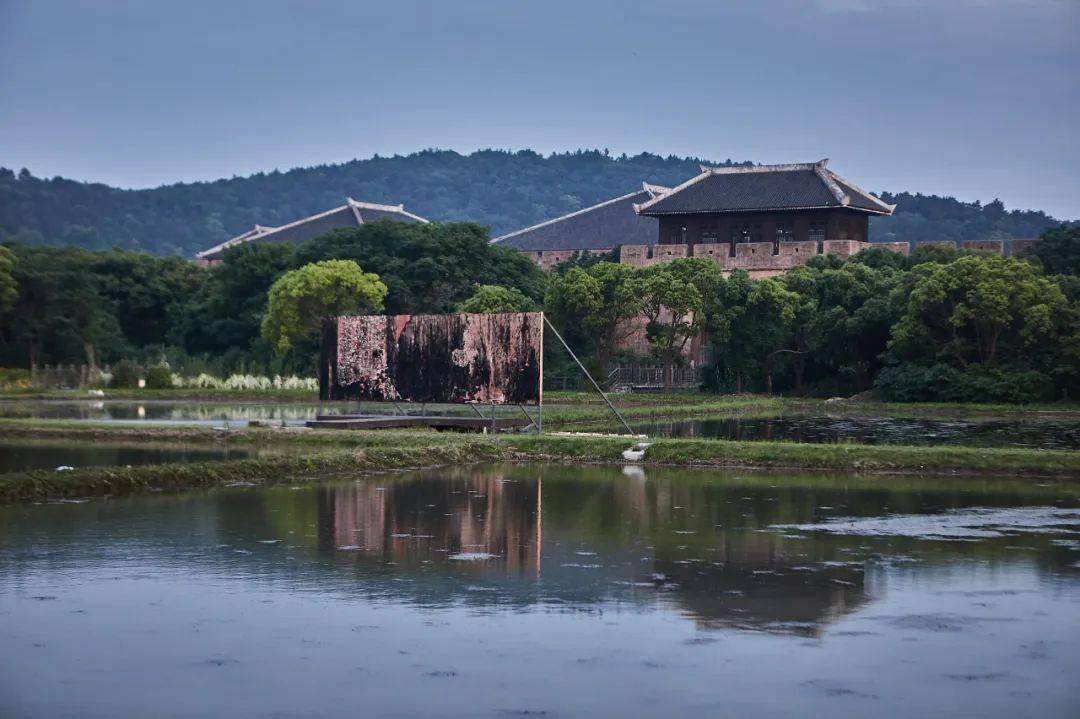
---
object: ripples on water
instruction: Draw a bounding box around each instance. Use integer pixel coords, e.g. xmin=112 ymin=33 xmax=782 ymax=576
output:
xmin=0 ymin=465 xmax=1078 ymax=718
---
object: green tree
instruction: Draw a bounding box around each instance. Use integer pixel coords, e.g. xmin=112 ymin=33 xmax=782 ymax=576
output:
xmin=707 ymin=271 xmax=802 ymax=393
xmin=890 ymin=254 xmax=1067 ymax=368
xmin=0 ymin=244 xmax=126 ymax=368
xmin=295 ymin=221 xmax=546 ymax=314
xmin=176 ymin=243 xmax=295 ymax=358
xmin=640 ymin=259 xmax=722 ymax=390
xmin=782 ymin=256 xmax=903 ymax=394
xmin=0 ymin=245 xmax=16 ymax=319
xmin=1029 ymin=224 xmax=1080 ymax=276
xmin=457 ymin=285 xmax=537 ymax=313
xmin=261 ymin=260 xmax=387 ymax=354
xmin=545 ymin=262 xmax=643 ymax=370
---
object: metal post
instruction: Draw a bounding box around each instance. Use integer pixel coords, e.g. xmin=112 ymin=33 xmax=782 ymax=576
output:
xmin=543 ymin=315 xmax=635 ymax=435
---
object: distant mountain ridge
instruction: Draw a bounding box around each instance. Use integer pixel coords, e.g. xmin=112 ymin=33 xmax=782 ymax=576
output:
xmin=0 ymin=149 xmax=1065 ymax=257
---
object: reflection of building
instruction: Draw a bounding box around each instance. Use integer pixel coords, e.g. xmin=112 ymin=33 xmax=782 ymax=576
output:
xmin=310 ymin=467 xmax=873 ymax=635
xmin=196 ymin=198 xmax=427 ymax=266
xmin=322 ymin=469 xmax=541 ymax=578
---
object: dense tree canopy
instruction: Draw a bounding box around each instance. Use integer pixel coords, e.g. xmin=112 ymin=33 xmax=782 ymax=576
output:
xmin=261 ymin=260 xmax=387 ymax=355
xmin=1028 ymin=224 xmax=1080 ymax=276
xmin=545 ymin=262 xmax=643 ymax=370
xmin=0 ymin=246 xmax=16 ymax=319
xmin=457 ymin=285 xmax=537 ymax=314
xmin=1 ymin=150 xmax=1068 ymax=257
xmin=294 ymin=221 xmax=546 ymax=314
xmin=1 ymin=219 xmax=1076 ymax=403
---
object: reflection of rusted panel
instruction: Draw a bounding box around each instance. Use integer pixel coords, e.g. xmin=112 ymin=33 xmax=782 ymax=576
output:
xmin=321 ymin=312 xmax=543 ymax=405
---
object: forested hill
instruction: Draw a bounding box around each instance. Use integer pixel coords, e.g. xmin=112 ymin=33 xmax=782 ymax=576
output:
xmin=0 ymin=149 xmax=1066 ymax=257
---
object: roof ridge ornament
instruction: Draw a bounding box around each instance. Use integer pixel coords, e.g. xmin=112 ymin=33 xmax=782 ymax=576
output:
xmin=642 ymin=181 xmax=671 ymax=198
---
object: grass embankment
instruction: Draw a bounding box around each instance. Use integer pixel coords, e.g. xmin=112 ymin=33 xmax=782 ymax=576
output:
xmin=1 ymin=421 xmax=1078 ymax=503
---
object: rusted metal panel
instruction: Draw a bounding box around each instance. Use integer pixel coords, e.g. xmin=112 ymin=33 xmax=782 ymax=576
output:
xmin=321 ymin=312 xmax=544 ymax=405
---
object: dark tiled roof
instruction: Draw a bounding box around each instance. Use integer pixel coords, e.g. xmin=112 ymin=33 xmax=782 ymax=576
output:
xmin=636 ymin=161 xmax=894 ymax=217
xmin=197 ymin=199 xmax=426 ymax=260
xmin=491 ymin=190 xmax=659 ymax=252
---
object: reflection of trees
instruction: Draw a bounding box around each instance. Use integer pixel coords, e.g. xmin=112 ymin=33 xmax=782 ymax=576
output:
xmin=195 ymin=464 xmax=1079 ymax=633
xmin=649 ymin=557 xmax=867 ymax=637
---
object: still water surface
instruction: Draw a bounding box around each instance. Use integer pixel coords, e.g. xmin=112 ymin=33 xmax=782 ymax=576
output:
xmin=639 ymin=414 xmax=1080 ymax=449
xmin=0 ymin=441 xmax=257 ymax=473
xmin=1 ymin=464 xmax=1078 ymax=718
xmin=5 ymin=399 xmax=1078 ymax=448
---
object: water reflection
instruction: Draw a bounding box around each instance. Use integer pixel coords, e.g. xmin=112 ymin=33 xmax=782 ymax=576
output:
xmin=0 ymin=440 xmax=257 ymax=473
xmin=324 ymin=472 xmax=541 ymax=577
xmin=639 ymin=414 xmax=1080 ymax=449
xmin=2 ymin=465 xmax=1078 ymax=718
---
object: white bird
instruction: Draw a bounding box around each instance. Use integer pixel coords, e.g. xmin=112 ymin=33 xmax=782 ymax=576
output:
xmin=622 ymin=442 xmax=651 ymax=462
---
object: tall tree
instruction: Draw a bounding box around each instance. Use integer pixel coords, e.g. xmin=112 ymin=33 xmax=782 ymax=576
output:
xmin=295 ymin=221 xmax=546 ymax=314
xmin=640 ymin=259 xmax=722 ymax=390
xmin=457 ymin=285 xmax=537 ymax=313
xmin=261 ymin=260 xmax=387 ymax=355
xmin=889 ymin=254 xmax=1069 ymax=368
xmin=1028 ymin=224 xmax=1080 ymax=276
xmin=545 ymin=262 xmax=643 ymax=370
xmin=175 ymin=243 xmax=295 ymax=356
xmin=0 ymin=246 xmax=16 ymax=320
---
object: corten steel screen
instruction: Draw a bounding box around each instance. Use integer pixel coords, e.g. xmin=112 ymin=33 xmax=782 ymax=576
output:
xmin=320 ymin=312 xmax=544 ymax=405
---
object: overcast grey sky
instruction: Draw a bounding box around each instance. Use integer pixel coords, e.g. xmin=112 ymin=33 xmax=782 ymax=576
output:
xmin=1 ymin=0 xmax=1077 ymax=217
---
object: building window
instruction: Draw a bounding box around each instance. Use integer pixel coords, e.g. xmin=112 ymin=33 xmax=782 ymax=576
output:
xmin=702 ymin=230 xmax=719 ymax=244
xmin=774 ymin=222 xmax=793 ymax=254
xmin=808 ymin=223 xmax=825 ymax=244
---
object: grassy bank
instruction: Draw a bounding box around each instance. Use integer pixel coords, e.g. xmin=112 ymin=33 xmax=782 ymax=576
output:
xmin=0 ymin=439 xmax=504 ymax=504
xmin=1 ymin=421 xmax=1078 ymax=503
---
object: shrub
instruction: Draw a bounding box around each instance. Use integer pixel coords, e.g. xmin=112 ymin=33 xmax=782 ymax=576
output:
xmin=109 ymin=360 xmax=143 ymax=389
xmin=0 ymin=367 xmax=31 ymax=389
xmin=144 ymin=364 xmax=175 ymax=389
xmin=876 ymin=363 xmax=1057 ymax=404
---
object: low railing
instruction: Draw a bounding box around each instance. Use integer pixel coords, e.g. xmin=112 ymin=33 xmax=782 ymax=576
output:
xmin=609 ymin=365 xmax=699 ymax=391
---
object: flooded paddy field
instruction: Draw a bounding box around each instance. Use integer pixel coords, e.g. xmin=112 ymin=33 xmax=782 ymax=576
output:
xmin=0 ymin=399 xmax=525 ymax=427
xmin=638 ymin=414 xmax=1080 ymax=449
xmin=5 ymin=398 xmax=1080 ymax=451
xmin=0 ymin=440 xmax=259 ymax=474
xmin=0 ymin=399 xmax=329 ymax=426
xmin=1 ymin=464 xmax=1077 ymax=718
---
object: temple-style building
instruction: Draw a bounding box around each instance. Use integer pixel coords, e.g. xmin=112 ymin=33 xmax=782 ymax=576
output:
xmin=627 ymin=160 xmax=898 ymax=276
xmin=196 ymin=198 xmax=427 ymax=266
xmin=495 ymin=160 xmax=910 ymax=278
xmin=490 ymin=184 xmax=669 ymax=270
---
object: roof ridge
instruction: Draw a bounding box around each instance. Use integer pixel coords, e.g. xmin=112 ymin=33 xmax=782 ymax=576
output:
xmin=814 ymin=164 xmax=851 ymax=206
xmin=634 ymin=170 xmax=712 ymax=214
xmin=698 ymin=160 xmax=826 ymax=175
xmin=491 ymin=190 xmax=649 ymax=243
xmin=348 ymin=197 xmax=430 ymax=224
xmin=195 ymin=225 xmax=277 ymax=258
xmin=824 ymin=170 xmax=896 ymax=213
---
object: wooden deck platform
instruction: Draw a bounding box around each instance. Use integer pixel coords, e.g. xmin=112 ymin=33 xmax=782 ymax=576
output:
xmin=306 ymin=414 xmax=533 ymax=432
